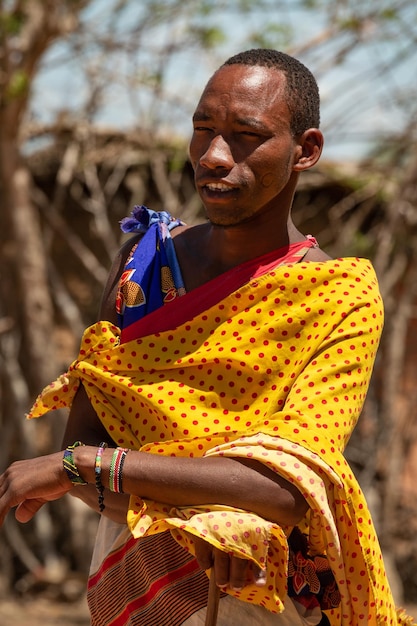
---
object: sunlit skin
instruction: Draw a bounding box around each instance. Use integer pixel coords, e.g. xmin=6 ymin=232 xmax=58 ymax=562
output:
xmin=0 ymin=63 xmax=327 ymax=593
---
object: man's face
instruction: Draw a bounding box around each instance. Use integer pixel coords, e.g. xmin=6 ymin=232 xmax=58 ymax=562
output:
xmin=189 ymin=64 xmax=299 ymax=227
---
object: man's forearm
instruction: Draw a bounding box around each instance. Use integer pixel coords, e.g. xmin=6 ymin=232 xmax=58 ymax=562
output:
xmin=73 ymin=447 xmax=308 ymax=527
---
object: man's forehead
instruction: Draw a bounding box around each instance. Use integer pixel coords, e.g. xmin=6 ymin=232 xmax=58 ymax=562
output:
xmin=193 ymin=65 xmax=288 ymax=121
xmin=208 ymin=63 xmax=286 ymax=89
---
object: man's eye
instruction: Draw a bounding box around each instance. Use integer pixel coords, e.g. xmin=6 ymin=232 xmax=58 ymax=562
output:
xmin=240 ymin=131 xmax=261 ymax=138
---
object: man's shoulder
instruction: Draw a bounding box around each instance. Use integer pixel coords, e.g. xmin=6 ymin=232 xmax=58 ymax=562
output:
xmin=171 ymin=222 xmax=206 ymax=239
xmin=170 ymin=222 xmax=209 ymax=260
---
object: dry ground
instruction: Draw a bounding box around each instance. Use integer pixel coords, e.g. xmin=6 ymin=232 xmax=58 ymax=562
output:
xmin=0 ymin=596 xmax=90 ymax=626
xmin=0 ymin=597 xmax=416 ymax=626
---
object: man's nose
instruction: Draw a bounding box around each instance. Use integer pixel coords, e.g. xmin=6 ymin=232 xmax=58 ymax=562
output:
xmin=199 ymin=135 xmax=234 ymax=169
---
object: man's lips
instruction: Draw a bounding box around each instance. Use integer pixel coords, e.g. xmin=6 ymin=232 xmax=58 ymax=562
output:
xmin=204 ymin=182 xmax=236 ymax=192
xmin=198 ymin=180 xmax=239 ymax=195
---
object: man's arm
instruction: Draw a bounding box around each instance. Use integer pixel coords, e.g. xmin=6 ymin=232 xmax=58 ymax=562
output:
xmin=72 ymin=445 xmax=308 ymax=527
xmin=58 ymin=234 xmax=144 ymax=519
xmin=61 ymin=233 xmax=142 ymax=449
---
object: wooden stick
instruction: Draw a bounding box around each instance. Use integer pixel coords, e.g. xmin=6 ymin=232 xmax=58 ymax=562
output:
xmin=205 ymin=569 xmax=221 ymax=626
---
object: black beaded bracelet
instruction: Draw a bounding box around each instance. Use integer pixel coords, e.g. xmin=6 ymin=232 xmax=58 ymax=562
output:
xmin=95 ymin=442 xmax=108 ymax=512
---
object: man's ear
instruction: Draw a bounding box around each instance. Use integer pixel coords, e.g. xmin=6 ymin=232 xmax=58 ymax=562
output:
xmin=293 ymin=128 xmax=324 ymax=172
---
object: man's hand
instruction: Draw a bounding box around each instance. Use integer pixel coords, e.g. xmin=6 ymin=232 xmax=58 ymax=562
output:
xmin=193 ymin=535 xmax=267 ymax=591
xmin=0 ymin=452 xmax=72 ymax=526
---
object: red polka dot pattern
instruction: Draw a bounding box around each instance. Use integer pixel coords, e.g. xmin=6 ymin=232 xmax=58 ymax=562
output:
xmin=28 ymin=258 xmax=400 ymax=623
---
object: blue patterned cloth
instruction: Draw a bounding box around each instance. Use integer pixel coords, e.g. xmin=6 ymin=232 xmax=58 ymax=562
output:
xmin=117 ymin=206 xmax=186 ymax=329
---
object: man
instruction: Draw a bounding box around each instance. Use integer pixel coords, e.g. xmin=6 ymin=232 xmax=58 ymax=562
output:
xmin=0 ymin=49 xmax=408 ymax=625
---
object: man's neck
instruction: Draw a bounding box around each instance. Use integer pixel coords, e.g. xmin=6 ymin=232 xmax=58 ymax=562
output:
xmin=173 ymin=214 xmax=306 ymax=292
xmin=204 ymin=213 xmax=305 ymax=268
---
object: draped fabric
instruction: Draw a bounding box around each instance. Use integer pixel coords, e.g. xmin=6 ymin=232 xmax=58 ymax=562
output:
xmin=27 ymin=208 xmax=412 ymax=624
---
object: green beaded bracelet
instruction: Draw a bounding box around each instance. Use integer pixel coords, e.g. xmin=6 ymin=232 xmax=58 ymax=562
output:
xmin=63 ymin=441 xmax=87 ymax=486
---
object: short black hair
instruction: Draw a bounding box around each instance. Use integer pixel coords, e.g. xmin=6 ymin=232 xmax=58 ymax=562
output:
xmin=222 ymin=49 xmax=320 ymax=136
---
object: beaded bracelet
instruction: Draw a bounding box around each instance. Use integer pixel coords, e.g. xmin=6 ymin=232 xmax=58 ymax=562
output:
xmin=63 ymin=441 xmax=87 ymax=486
xmin=109 ymin=447 xmax=129 ymax=493
xmin=95 ymin=442 xmax=108 ymax=512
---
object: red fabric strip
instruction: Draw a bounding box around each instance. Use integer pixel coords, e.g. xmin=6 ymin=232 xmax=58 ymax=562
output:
xmin=121 ymin=239 xmax=315 ymax=343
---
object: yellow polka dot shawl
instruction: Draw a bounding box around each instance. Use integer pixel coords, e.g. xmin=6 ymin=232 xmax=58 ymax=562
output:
xmin=28 ymin=258 xmax=409 ymax=625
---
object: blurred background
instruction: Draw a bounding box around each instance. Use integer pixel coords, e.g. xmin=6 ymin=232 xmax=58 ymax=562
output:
xmin=0 ymin=0 xmax=416 ymax=622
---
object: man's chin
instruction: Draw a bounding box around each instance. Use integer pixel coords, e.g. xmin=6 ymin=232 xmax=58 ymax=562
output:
xmin=203 ymin=207 xmax=251 ymax=228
